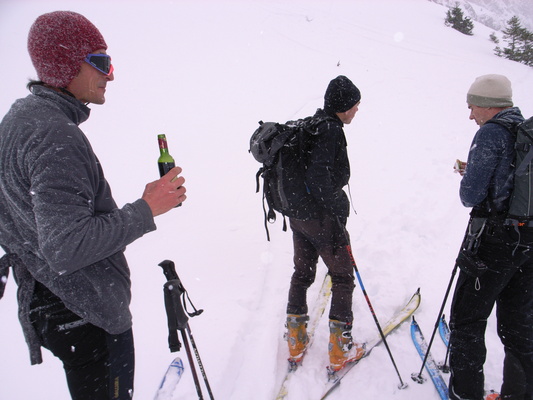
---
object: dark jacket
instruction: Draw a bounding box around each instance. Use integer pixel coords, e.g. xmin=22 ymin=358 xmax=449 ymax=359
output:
xmin=302 ymin=108 xmax=350 ymax=220
xmin=0 ymin=86 xmax=156 ymax=364
xmin=460 ymin=107 xmax=524 ymax=216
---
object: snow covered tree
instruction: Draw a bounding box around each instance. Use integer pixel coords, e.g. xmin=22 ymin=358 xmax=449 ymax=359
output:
xmin=445 ymin=3 xmax=474 ymax=36
xmin=501 ymin=16 xmax=524 ymax=61
xmin=518 ymin=29 xmax=533 ymax=67
xmin=496 ymin=16 xmax=533 ymax=67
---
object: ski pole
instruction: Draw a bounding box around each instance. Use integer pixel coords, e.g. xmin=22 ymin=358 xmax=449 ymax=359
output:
xmin=160 ymin=260 xmax=215 ymax=400
xmin=163 ymin=278 xmax=204 ymax=399
xmin=345 ymin=243 xmax=409 ymax=390
xmin=412 ymin=263 xmax=458 ymax=383
xmin=441 ymin=340 xmax=451 ymax=373
xmin=185 ymin=323 xmax=215 ymax=399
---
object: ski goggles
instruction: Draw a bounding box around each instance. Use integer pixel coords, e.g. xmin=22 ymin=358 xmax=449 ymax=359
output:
xmin=84 ymin=54 xmax=114 ymax=75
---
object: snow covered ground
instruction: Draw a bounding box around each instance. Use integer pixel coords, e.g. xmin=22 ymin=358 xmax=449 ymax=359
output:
xmin=1 ymin=1 xmax=532 ymax=399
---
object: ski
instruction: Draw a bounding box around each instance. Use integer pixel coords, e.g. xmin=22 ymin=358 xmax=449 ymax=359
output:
xmin=411 ymin=316 xmax=449 ymax=400
xmin=320 ymin=288 xmax=421 ymax=400
xmin=438 ymin=314 xmax=450 ymax=347
xmin=436 ymin=315 xmax=500 ymax=400
xmin=154 ymin=357 xmax=185 ymax=400
xmin=275 ymin=273 xmax=333 ymax=400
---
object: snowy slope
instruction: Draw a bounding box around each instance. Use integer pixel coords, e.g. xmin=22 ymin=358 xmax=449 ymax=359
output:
xmin=431 ymin=0 xmax=533 ymax=31
xmin=0 ymin=1 xmax=532 ymax=399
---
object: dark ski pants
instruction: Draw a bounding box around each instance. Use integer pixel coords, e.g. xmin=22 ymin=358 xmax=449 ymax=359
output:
xmin=449 ymin=223 xmax=533 ymax=400
xmin=29 ymin=282 xmax=134 ymax=400
xmin=287 ymin=215 xmax=355 ymax=323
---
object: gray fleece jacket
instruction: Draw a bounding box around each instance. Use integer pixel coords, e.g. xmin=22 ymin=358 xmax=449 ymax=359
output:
xmin=0 ymin=86 xmax=156 ymax=364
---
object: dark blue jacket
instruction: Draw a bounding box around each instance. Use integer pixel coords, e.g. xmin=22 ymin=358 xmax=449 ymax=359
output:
xmin=460 ymin=107 xmax=525 ymax=216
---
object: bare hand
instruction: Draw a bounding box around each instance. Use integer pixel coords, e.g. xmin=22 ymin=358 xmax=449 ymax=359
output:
xmin=142 ymin=166 xmax=186 ymax=216
xmin=454 ymin=159 xmax=466 ymax=176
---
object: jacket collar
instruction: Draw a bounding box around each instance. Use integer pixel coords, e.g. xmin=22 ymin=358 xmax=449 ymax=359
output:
xmin=31 ymin=85 xmax=91 ymax=126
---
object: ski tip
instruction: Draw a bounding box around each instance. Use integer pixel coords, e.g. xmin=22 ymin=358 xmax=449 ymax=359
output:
xmin=170 ymin=357 xmax=184 ymax=367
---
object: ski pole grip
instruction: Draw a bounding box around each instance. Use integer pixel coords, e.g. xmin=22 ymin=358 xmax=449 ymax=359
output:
xmin=164 ymin=280 xmax=189 ymax=330
xmin=159 ymin=259 xmax=179 ymax=281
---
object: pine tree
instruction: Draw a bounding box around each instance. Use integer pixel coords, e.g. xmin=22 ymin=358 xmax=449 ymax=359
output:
xmin=444 ymin=3 xmax=474 ymax=36
xmin=496 ymin=16 xmax=533 ymax=67
xmin=501 ymin=16 xmax=523 ymax=62
xmin=519 ymin=29 xmax=533 ymax=67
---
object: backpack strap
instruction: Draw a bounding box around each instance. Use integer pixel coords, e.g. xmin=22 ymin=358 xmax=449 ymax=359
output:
xmin=516 ymin=143 xmax=533 ymax=177
xmin=489 ymin=119 xmax=533 ymax=177
xmin=256 ymin=166 xmax=287 ymax=241
xmin=303 ymin=114 xmax=340 ymax=133
xmin=256 ymin=167 xmax=272 ymax=241
xmin=295 ymin=114 xmax=341 ymax=175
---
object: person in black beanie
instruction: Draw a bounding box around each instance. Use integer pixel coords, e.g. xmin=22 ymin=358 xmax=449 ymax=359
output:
xmin=324 ymin=75 xmax=361 ymax=117
xmin=285 ymin=75 xmax=363 ymax=373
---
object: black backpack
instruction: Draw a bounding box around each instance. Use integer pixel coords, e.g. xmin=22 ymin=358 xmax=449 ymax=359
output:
xmin=506 ymin=116 xmax=533 ymax=219
xmin=249 ymin=115 xmax=333 ymax=240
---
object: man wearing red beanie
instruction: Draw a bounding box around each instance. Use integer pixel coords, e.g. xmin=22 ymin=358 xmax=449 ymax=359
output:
xmin=0 ymin=11 xmax=186 ymax=399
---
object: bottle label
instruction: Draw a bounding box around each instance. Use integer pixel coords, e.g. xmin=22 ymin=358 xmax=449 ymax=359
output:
xmin=158 ymin=137 xmax=169 ymax=149
xmin=158 ymin=161 xmax=176 ymax=177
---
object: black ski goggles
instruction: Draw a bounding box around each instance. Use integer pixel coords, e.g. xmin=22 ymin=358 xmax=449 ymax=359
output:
xmin=84 ymin=54 xmax=114 ymax=75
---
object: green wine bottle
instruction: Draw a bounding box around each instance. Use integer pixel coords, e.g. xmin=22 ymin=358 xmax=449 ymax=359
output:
xmin=157 ymin=134 xmax=175 ymax=177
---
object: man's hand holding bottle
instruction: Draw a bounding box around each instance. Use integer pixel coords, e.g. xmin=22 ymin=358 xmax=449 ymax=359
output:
xmin=142 ymin=166 xmax=186 ymax=216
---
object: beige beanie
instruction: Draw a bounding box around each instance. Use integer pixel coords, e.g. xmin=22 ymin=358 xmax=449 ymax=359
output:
xmin=466 ymin=74 xmax=513 ymax=107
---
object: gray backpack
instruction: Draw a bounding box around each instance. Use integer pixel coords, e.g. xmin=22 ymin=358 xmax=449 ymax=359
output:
xmin=506 ymin=116 xmax=533 ymax=218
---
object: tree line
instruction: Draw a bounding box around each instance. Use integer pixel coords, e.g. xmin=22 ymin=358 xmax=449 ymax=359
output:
xmin=444 ymin=2 xmax=532 ymax=68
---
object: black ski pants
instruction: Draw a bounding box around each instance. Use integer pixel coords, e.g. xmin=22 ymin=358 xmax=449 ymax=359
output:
xmin=29 ymin=282 xmax=135 ymax=400
xmin=449 ymin=222 xmax=533 ymax=400
xmin=287 ymin=215 xmax=355 ymax=323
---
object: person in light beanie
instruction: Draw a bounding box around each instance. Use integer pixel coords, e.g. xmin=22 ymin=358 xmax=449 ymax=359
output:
xmin=0 ymin=11 xmax=186 ymax=399
xmin=449 ymin=74 xmax=533 ymax=400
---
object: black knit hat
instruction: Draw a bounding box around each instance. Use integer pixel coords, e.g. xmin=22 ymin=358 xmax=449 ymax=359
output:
xmin=324 ymin=75 xmax=361 ymax=114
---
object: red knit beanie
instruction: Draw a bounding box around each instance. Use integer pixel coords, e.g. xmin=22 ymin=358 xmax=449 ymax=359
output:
xmin=28 ymin=11 xmax=107 ymax=88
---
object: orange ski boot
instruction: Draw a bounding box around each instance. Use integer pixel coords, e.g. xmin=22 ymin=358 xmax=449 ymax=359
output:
xmin=285 ymin=314 xmax=310 ymax=367
xmin=328 ymin=319 xmax=365 ymax=372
